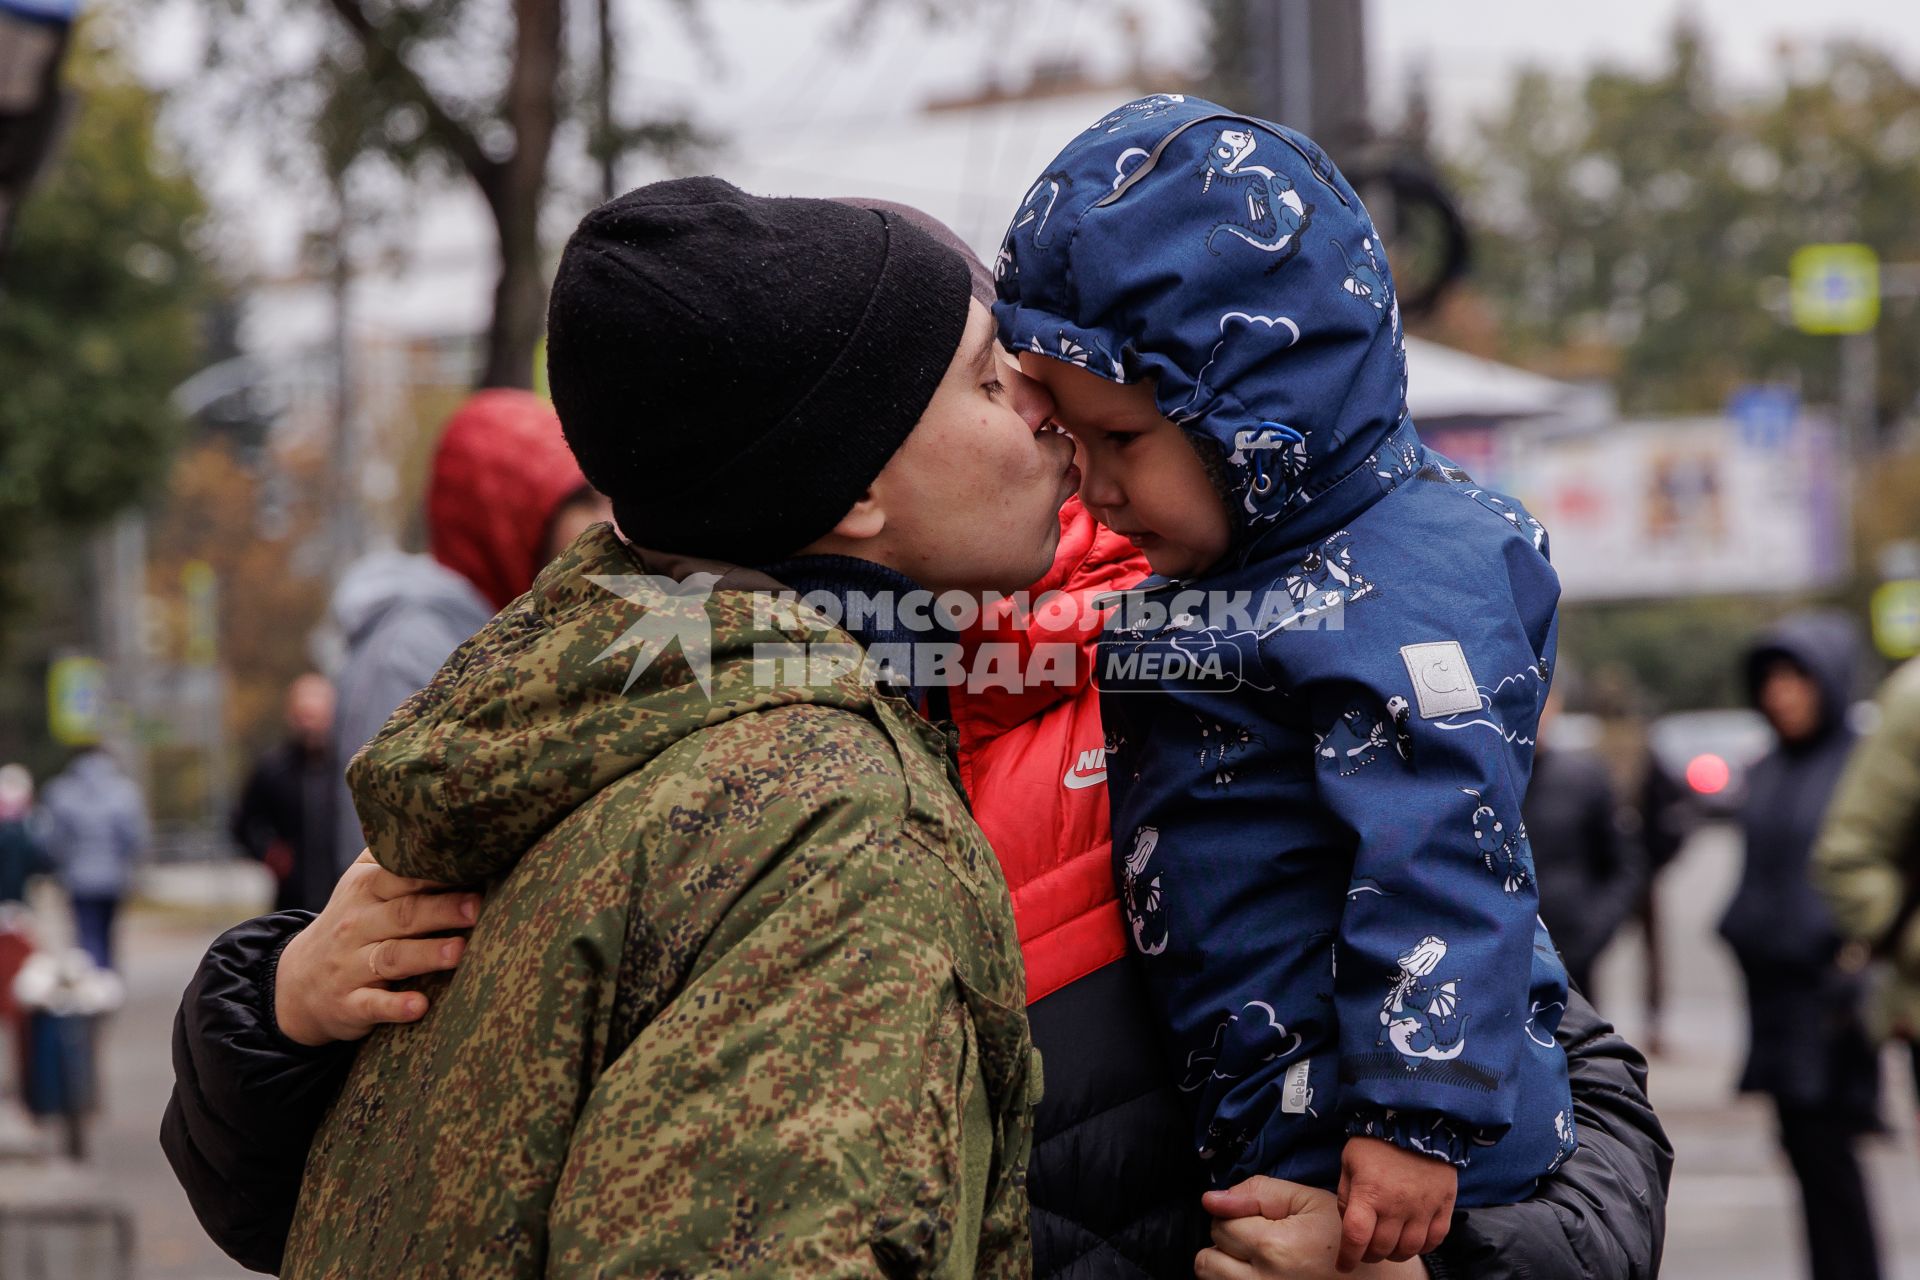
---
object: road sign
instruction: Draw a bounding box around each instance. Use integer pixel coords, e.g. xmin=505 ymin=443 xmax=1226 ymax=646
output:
xmin=1790 ymin=243 xmax=1880 ymax=335
xmin=1872 ymin=580 xmax=1920 ymax=660
xmin=1727 ymin=384 xmax=1799 ymax=449
xmin=46 ymin=656 xmax=105 ymax=746
xmin=0 ymin=0 xmax=82 ymax=22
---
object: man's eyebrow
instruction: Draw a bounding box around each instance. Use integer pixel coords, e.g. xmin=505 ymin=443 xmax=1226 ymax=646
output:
xmin=964 ymin=325 xmax=998 ymax=376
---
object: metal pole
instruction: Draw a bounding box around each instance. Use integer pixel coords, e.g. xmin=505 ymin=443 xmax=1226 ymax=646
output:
xmin=595 ymin=0 xmax=616 ymax=202
xmin=1242 ymin=0 xmax=1368 ymax=155
xmin=328 ymin=182 xmax=361 ymax=585
xmin=1277 ymin=0 xmax=1313 ymax=132
xmin=1840 ymin=329 xmax=1877 ymax=456
xmin=89 ymin=512 xmax=148 ymax=792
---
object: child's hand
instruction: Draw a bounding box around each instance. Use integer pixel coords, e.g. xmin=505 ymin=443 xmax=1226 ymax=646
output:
xmin=1335 ymin=1136 xmax=1457 ymax=1273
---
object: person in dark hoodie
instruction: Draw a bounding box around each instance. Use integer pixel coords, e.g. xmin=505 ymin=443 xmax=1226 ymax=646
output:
xmin=1525 ymin=682 xmax=1644 ymax=1000
xmin=323 ymin=387 xmax=610 ymax=877
xmin=1718 ymin=610 xmax=1883 ymax=1280
xmin=996 ymin=96 xmax=1572 ymax=1272
xmin=162 ymin=186 xmax=1668 ymax=1280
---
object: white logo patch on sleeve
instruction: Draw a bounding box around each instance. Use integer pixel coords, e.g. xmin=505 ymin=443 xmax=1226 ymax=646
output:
xmin=1282 ymin=1058 xmax=1314 ymax=1114
xmin=1400 ymin=641 xmax=1482 ymax=719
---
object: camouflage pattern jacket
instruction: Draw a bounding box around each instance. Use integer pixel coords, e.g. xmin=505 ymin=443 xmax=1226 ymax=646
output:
xmin=280 ymin=525 xmax=1039 ymax=1278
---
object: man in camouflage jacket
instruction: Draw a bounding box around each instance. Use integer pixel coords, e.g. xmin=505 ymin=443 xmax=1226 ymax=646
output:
xmin=282 ymin=533 xmax=1039 ymax=1277
xmin=279 ymin=181 xmax=1076 ymax=1275
xmin=1817 ymin=656 xmax=1920 ymax=1040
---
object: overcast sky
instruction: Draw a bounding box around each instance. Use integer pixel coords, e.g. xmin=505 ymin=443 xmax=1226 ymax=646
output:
xmin=129 ymin=0 xmax=1920 ymax=345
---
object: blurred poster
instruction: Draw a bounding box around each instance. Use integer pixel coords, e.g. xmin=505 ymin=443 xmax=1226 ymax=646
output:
xmin=1506 ymin=416 xmax=1848 ymax=601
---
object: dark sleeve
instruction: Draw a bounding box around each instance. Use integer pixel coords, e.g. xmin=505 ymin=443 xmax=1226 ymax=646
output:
xmin=229 ymin=764 xmax=270 ymax=863
xmin=1424 ymin=991 xmax=1673 ymax=1280
xmin=159 ymin=911 xmax=359 ymax=1274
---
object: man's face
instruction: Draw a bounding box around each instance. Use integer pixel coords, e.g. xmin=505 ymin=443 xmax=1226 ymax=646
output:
xmin=285 ymin=675 xmax=335 ymax=751
xmin=864 ymin=301 xmax=1079 ymax=594
xmin=1758 ymin=658 xmax=1823 ymax=744
xmin=1020 ymin=354 xmax=1232 ymax=581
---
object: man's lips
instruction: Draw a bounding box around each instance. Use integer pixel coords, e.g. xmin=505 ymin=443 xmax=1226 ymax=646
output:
xmin=1039 ymin=423 xmax=1079 ymax=499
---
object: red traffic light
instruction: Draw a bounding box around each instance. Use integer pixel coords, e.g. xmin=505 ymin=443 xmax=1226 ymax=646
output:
xmin=1686 ymin=753 xmax=1731 ymax=795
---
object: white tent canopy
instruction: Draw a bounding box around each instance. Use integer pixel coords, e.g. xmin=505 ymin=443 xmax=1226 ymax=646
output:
xmin=1405 ymin=337 xmax=1611 ymax=434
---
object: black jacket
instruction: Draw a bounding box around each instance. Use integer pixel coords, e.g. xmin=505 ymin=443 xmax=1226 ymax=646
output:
xmin=230 ymin=742 xmax=339 ymax=915
xmin=1719 ymin=612 xmax=1879 ymax=1118
xmin=164 ymin=918 xmax=1671 ymax=1279
xmin=1525 ymin=744 xmax=1644 ymax=990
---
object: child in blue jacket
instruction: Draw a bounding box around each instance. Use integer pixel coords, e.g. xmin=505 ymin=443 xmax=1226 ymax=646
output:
xmin=994 ymin=95 xmax=1576 ymax=1271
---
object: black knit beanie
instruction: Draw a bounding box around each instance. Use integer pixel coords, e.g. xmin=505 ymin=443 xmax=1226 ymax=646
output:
xmin=546 ymin=177 xmax=974 ymax=565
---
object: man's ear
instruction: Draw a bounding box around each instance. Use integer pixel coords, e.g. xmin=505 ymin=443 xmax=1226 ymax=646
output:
xmin=825 ymin=490 xmax=886 ymax=542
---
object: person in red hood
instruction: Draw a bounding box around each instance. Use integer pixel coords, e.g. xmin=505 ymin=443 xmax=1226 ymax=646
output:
xmin=426 ymin=389 xmax=607 ymax=612
xmin=322 ymin=389 xmax=609 ymax=873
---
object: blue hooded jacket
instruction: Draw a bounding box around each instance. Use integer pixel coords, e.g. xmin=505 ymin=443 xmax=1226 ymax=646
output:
xmin=994 ymin=96 xmax=1575 ymax=1203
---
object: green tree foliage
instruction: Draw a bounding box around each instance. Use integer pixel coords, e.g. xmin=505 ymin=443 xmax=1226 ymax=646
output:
xmin=1456 ymin=23 xmax=1920 ymax=422
xmin=0 ymin=33 xmax=217 ymax=590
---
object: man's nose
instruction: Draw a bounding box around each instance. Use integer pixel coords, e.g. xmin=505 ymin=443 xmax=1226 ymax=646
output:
xmin=1006 ymin=362 xmax=1058 ymax=432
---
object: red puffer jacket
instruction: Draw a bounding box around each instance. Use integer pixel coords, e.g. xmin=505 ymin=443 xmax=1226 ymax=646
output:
xmin=953 ymin=500 xmax=1213 ymax=1278
xmin=953 ymin=497 xmax=1144 ymax=1003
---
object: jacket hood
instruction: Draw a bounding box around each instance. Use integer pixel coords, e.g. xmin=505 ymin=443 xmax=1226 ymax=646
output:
xmin=993 ymin=95 xmax=1409 ymax=551
xmin=427 ymin=389 xmax=592 ymax=610
xmin=328 ymin=551 xmax=493 ymax=651
xmin=1745 ymin=609 xmax=1860 ymax=742
xmin=346 ymin=523 xmax=884 ymax=883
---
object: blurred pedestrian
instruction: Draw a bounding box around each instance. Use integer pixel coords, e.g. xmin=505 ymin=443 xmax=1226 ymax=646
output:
xmin=36 ymin=746 xmax=148 ymax=972
xmin=231 ymin=674 xmax=338 ymax=913
xmin=1718 ymin=611 xmax=1882 ymax=1280
xmin=1630 ymin=745 xmax=1692 ymax=1054
xmin=0 ymin=763 xmax=48 ymax=907
xmin=1815 ymin=656 xmax=1920 ymax=1078
xmin=1525 ymin=683 xmax=1644 ymax=1001
xmin=324 ymin=389 xmax=608 ymax=876
xmin=0 ymin=762 xmax=42 ymax=1100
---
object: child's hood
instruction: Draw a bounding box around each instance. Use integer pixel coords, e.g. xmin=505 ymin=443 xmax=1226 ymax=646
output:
xmin=994 ymin=95 xmax=1410 ymax=555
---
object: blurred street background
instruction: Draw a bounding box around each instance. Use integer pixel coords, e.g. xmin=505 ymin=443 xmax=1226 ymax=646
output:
xmin=6 ymin=0 xmax=1920 ymax=1275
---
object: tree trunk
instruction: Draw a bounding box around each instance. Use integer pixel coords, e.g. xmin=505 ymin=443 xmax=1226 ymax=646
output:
xmin=479 ymin=208 xmax=548 ymax=389
xmin=475 ymin=0 xmax=563 ymax=390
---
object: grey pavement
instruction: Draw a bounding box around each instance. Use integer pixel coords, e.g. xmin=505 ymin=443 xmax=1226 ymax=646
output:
xmin=18 ymin=832 xmax=1920 ymax=1278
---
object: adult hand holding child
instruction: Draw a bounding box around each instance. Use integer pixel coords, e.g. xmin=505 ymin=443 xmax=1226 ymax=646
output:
xmin=274 ymin=850 xmax=479 ymax=1046
xmin=1198 ymin=1176 xmax=1429 ymax=1279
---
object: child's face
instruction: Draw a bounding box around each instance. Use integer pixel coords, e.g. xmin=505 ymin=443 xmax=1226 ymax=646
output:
xmin=1019 ymin=353 xmax=1232 ymax=581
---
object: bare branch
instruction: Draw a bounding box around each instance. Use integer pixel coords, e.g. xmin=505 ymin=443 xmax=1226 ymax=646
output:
xmin=317 ymin=0 xmax=501 ymax=191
